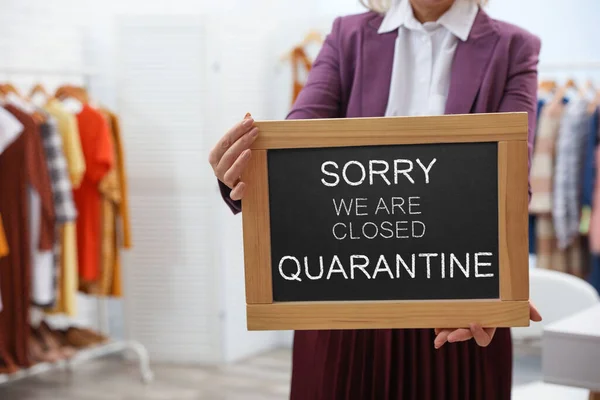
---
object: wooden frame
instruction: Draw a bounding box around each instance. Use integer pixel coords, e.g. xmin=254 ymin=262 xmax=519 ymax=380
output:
xmin=242 ymin=113 xmax=529 ymax=331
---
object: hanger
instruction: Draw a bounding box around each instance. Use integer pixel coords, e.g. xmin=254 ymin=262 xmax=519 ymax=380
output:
xmin=538 ymin=80 xmax=556 ymax=91
xmin=55 ymin=85 xmax=89 ymax=104
xmin=538 ymin=80 xmax=557 ymax=94
xmin=0 ymin=83 xmax=20 ymax=97
xmin=565 ymin=78 xmax=577 ymax=90
xmin=29 ymin=83 xmax=49 ymax=99
xmin=29 ymin=83 xmax=51 ymax=107
xmin=55 ymin=85 xmax=88 ymax=114
xmin=280 ymin=30 xmax=324 ymax=62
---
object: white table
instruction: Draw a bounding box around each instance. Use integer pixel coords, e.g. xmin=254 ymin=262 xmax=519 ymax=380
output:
xmin=543 ymin=304 xmax=600 ymax=399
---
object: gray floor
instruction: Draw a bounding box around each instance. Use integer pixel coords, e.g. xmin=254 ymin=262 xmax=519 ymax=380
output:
xmin=0 ymin=347 xmax=542 ymax=400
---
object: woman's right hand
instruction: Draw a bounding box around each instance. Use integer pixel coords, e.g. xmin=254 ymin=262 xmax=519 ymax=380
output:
xmin=208 ymin=113 xmax=259 ymax=201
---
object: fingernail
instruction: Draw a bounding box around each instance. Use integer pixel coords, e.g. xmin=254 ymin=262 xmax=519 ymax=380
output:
xmin=243 ymin=118 xmax=254 ymax=128
xmin=244 ymin=112 xmax=252 ymax=119
xmin=249 ymin=128 xmax=259 ymax=138
xmin=243 ymin=149 xmax=251 ymax=158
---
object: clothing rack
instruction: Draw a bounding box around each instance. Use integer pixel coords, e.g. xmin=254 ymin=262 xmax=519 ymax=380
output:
xmin=539 ymin=61 xmax=600 ymax=72
xmin=0 ymin=67 xmax=153 ymax=385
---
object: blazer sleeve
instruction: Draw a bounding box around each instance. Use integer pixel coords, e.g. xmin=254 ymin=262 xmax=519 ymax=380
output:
xmin=497 ymin=33 xmax=542 ymax=201
xmin=218 ymin=17 xmax=345 ymax=214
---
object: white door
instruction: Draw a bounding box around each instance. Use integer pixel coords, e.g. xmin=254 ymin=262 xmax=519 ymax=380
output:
xmin=116 ymin=16 xmax=221 ymax=364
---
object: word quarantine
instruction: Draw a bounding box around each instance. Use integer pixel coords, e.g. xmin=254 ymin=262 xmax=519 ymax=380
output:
xmin=277 ymin=157 xmax=496 ymax=283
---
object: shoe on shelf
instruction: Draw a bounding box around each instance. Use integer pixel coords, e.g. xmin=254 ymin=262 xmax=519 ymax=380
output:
xmin=38 ymin=321 xmax=77 ymax=359
xmin=28 ymin=332 xmax=61 ymax=364
xmin=0 ymin=348 xmax=19 ymax=374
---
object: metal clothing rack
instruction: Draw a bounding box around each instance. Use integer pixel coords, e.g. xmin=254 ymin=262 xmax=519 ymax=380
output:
xmin=0 ymin=66 xmax=154 ymax=385
xmin=539 ymin=61 xmax=600 ymax=71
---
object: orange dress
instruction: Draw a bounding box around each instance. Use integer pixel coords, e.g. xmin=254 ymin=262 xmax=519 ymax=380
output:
xmin=73 ymin=105 xmax=114 ymax=283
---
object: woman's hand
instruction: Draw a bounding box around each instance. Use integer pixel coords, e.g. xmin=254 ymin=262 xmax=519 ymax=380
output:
xmin=208 ymin=113 xmax=258 ymax=201
xmin=433 ymin=301 xmax=542 ymax=349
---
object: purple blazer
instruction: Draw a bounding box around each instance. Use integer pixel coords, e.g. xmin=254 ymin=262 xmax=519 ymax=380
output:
xmin=221 ymin=8 xmax=541 ymax=213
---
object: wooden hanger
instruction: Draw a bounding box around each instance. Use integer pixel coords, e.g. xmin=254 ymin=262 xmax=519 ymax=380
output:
xmin=299 ymin=30 xmax=323 ymax=48
xmin=538 ymin=80 xmax=557 ymax=93
xmin=0 ymin=83 xmax=20 ymax=97
xmin=29 ymin=83 xmax=50 ymax=99
xmin=281 ymin=30 xmax=324 ymax=62
xmin=565 ymin=78 xmax=577 ymax=90
xmin=55 ymin=85 xmax=88 ymax=104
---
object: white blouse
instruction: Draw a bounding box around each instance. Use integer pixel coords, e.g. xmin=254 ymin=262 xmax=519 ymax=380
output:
xmin=378 ymin=0 xmax=479 ymax=117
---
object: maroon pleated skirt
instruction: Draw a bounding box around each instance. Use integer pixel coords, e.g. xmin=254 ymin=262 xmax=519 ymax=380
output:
xmin=290 ymin=328 xmax=512 ymax=400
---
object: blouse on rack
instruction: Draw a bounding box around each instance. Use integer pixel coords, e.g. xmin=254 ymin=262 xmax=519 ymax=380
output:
xmin=552 ymin=97 xmax=591 ymax=250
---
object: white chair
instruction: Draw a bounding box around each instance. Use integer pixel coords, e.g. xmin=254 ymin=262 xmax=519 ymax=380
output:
xmin=512 ymin=381 xmax=590 ymax=399
xmin=511 ymin=268 xmax=600 ymax=343
xmin=512 ymin=268 xmax=600 ymax=400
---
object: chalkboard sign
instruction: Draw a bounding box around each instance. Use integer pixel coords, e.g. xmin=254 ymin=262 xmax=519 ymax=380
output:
xmin=241 ymin=114 xmax=529 ymax=331
xmin=269 ymin=142 xmax=499 ymax=302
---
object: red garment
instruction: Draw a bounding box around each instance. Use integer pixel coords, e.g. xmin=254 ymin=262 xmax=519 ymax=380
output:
xmin=0 ymin=105 xmax=55 ymax=367
xmin=73 ymin=104 xmax=114 ymax=282
xmin=291 ymin=329 xmax=512 ymax=400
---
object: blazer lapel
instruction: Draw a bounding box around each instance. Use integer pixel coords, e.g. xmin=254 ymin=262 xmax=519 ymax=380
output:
xmin=445 ymin=10 xmax=500 ymax=115
xmin=360 ymin=15 xmax=397 ymax=118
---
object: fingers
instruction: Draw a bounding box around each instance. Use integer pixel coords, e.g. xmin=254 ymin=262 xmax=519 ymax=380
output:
xmin=230 ymin=182 xmax=247 ymax=201
xmin=435 ymin=325 xmax=497 ymax=349
xmin=208 ymin=114 xmax=255 ymax=172
xmin=470 ymin=324 xmax=496 ymax=347
xmin=216 ymin=127 xmax=259 ymax=187
xmin=447 ymin=328 xmax=472 ymax=344
xmin=434 ymin=329 xmax=452 ymax=349
xmin=529 ymin=301 xmax=543 ymax=322
xmin=223 ymin=149 xmax=252 ymax=192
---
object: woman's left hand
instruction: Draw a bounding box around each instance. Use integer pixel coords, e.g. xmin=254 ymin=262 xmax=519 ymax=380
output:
xmin=433 ymin=301 xmax=542 ymax=349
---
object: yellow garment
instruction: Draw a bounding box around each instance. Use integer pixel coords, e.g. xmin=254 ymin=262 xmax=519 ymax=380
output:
xmin=97 ymin=108 xmax=130 ymax=297
xmin=100 ymin=108 xmax=132 ymax=249
xmin=0 ymin=213 xmax=8 ymax=258
xmin=99 ymin=173 xmax=118 ymax=296
xmin=44 ymin=99 xmax=86 ymax=188
xmin=44 ymin=223 xmax=78 ymax=316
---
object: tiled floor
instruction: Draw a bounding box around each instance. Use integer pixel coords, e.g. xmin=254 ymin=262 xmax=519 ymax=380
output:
xmin=0 ymin=347 xmax=543 ymax=400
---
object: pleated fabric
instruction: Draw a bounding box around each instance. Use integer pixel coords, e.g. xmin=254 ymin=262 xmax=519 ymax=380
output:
xmin=290 ymin=328 xmax=511 ymax=400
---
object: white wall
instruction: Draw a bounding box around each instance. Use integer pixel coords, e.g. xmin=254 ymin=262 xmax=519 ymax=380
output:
xmin=2 ymin=0 xmax=600 ymax=364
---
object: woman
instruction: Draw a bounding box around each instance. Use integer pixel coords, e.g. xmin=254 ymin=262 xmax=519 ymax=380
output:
xmin=209 ymin=0 xmax=542 ymax=398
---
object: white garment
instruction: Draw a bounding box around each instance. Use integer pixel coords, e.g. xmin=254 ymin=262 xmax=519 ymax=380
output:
xmin=0 ymin=107 xmax=24 ymax=155
xmin=6 ymin=92 xmax=36 ymax=114
xmin=29 ymin=187 xmax=55 ymax=306
xmin=378 ymin=0 xmax=478 ymax=117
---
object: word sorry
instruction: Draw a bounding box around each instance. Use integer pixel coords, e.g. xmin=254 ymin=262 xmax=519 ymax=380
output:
xmin=278 ymin=252 xmax=495 ymax=282
xmin=321 ymin=158 xmax=437 ymax=187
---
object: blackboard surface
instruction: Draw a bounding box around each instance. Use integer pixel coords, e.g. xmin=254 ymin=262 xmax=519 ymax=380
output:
xmin=268 ymin=142 xmax=499 ymax=302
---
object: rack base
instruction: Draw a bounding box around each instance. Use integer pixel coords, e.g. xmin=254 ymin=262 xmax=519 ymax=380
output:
xmin=0 ymin=340 xmax=153 ymax=385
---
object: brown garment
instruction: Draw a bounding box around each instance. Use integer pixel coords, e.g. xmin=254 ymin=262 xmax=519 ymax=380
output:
xmin=291 ymin=47 xmax=313 ymax=106
xmin=0 ymin=105 xmax=55 ymax=367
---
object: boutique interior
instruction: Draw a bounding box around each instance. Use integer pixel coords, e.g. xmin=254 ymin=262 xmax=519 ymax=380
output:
xmin=0 ymin=0 xmax=599 ymax=399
